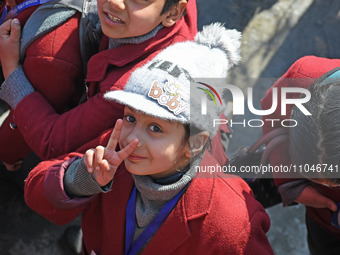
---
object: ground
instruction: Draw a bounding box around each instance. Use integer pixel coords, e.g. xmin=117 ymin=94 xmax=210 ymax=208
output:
xmin=2 ymin=0 xmax=340 ymax=254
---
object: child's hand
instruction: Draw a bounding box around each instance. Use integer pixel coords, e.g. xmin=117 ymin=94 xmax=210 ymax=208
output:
xmin=84 ymin=119 xmax=138 ymax=187
xmin=0 ymin=18 xmax=21 ymax=79
xmin=296 ymin=185 xmax=337 ymax=212
xmin=3 ymin=160 xmax=22 ymax=171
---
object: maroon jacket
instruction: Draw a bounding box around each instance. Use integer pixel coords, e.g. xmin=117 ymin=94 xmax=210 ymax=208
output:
xmin=261 ymin=55 xmax=340 ymax=239
xmin=25 ymin=151 xmax=273 ymax=255
xmin=9 ymin=0 xmax=198 ymax=162
xmin=0 ymin=2 xmax=84 ymax=164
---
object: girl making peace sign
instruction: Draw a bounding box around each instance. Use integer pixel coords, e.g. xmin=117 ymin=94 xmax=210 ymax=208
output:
xmin=25 ymin=24 xmax=273 ymax=255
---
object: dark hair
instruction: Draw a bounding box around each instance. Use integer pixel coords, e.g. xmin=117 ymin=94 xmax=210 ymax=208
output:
xmin=161 ymin=0 xmax=187 ymax=15
xmin=289 ymin=80 xmax=340 ymax=184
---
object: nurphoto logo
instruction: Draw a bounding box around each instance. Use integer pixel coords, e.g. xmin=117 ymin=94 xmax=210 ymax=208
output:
xmin=194 ymin=78 xmax=312 ymax=128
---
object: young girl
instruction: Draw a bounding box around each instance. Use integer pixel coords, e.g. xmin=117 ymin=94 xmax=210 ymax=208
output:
xmin=262 ymin=56 xmax=340 ymax=254
xmin=25 ymin=24 xmax=273 ymax=254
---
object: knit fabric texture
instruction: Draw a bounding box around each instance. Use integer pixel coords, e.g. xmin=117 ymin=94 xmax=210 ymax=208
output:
xmin=0 ymin=66 xmax=34 ymax=109
xmin=104 ymin=23 xmax=241 ymax=137
xmin=278 ymin=179 xmax=310 ymax=206
xmin=132 ymin=154 xmax=202 ymax=242
xmin=108 ymin=25 xmax=163 ymax=49
xmin=63 ymin=157 xmax=112 ymax=197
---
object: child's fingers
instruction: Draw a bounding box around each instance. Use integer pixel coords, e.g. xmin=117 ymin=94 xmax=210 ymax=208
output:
xmin=93 ymin=145 xmax=105 ymax=171
xmin=326 ymin=199 xmax=338 ymax=212
xmin=84 ymin=149 xmax=95 ymax=173
xmin=9 ymin=19 xmax=21 ymax=42
xmin=117 ymin=138 xmax=139 ymax=161
xmin=106 ymin=119 xmax=123 ymax=151
xmin=313 ymin=196 xmax=337 ymax=212
xmin=100 ymin=159 xmax=112 ymax=173
xmin=0 ymin=19 xmax=12 ymax=36
xmin=296 ymin=186 xmax=337 ymax=211
xmin=3 ymin=161 xmax=22 ymax=171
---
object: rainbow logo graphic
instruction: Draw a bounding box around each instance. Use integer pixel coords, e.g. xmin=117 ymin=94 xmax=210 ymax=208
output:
xmin=196 ymin=82 xmax=222 ymax=106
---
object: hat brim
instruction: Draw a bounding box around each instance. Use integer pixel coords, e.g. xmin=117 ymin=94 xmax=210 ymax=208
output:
xmin=104 ymin=90 xmax=188 ymax=124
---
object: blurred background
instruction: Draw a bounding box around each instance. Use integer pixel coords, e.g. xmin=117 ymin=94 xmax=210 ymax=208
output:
xmin=2 ymin=0 xmax=340 ymax=254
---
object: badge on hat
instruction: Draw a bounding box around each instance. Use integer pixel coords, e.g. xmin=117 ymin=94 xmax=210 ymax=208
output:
xmin=148 ymin=76 xmax=189 ymax=115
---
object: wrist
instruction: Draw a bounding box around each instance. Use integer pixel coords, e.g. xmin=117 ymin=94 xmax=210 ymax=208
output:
xmin=0 ymin=65 xmax=35 ymax=109
xmin=2 ymin=61 xmax=19 ymax=79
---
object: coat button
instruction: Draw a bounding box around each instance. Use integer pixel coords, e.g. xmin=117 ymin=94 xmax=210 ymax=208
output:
xmin=9 ymin=122 xmax=17 ymax=129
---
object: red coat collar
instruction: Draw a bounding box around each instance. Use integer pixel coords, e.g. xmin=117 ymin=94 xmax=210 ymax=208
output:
xmin=134 ymin=152 xmax=218 ymax=255
xmin=85 ymin=0 xmax=197 ymax=83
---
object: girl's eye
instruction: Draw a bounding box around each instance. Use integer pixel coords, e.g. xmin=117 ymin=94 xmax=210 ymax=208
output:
xmin=123 ymin=115 xmax=136 ymax=123
xmin=149 ymin=125 xmax=162 ymax=133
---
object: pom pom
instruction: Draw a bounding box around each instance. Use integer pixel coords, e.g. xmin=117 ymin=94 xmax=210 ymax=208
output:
xmin=195 ymin=23 xmax=241 ymax=67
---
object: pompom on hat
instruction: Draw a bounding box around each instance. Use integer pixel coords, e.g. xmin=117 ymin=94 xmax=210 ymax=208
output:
xmin=104 ymin=23 xmax=241 ymax=137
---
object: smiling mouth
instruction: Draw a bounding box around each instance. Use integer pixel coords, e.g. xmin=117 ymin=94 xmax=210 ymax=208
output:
xmin=128 ymin=154 xmax=146 ymax=161
xmin=106 ymin=13 xmax=124 ymax=24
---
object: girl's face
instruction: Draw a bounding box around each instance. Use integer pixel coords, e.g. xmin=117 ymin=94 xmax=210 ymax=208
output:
xmin=97 ymin=0 xmax=175 ymax=39
xmin=119 ymin=106 xmax=190 ymax=179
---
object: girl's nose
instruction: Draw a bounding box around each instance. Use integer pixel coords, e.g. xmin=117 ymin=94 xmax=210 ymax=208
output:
xmin=107 ymin=0 xmax=125 ymax=11
xmin=126 ymin=128 xmax=142 ymax=147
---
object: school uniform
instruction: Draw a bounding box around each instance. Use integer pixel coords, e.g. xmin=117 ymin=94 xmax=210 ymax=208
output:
xmin=24 ymin=20 xmax=274 ymax=254
xmin=0 ymin=0 xmax=84 ymax=164
xmin=25 ymin=151 xmax=273 ymax=255
xmin=261 ymin=56 xmax=340 ymax=240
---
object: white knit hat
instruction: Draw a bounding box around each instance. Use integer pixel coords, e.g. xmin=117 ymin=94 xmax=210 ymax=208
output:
xmin=104 ymin=23 xmax=241 ymax=136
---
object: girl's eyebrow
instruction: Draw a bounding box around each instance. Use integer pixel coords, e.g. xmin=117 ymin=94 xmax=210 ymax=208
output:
xmin=125 ymin=106 xmax=169 ymax=126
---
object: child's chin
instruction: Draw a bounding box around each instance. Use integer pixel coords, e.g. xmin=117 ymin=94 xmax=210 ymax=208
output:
xmin=125 ymin=166 xmax=146 ymax=176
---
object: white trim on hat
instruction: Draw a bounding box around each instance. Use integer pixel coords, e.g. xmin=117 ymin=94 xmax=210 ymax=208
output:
xmin=104 ymin=90 xmax=189 ymax=124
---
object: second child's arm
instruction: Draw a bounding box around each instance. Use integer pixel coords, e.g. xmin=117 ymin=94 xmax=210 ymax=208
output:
xmin=0 ymin=18 xmax=20 ymax=79
xmin=296 ymin=185 xmax=337 ymax=211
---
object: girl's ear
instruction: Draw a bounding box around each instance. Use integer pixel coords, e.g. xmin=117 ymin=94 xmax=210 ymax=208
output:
xmin=161 ymin=0 xmax=187 ymax=27
xmin=187 ymin=131 xmax=210 ymax=158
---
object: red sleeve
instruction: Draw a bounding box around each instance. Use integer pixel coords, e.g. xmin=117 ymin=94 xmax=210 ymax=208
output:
xmin=14 ymin=92 xmax=124 ymax=159
xmin=24 ymin=152 xmax=91 ymax=225
xmin=0 ymin=13 xmax=84 ymax=164
xmin=232 ymin=180 xmax=273 ymax=254
xmin=23 ymin=13 xmax=84 ymax=112
xmin=243 ymin=211 xmax=274 ymax=254
xmin=0 ymin=111 xmax=32 ymax=164
xmin=9 ymin=3 xmax=197 ymax=161
xmin=262 ymin=56 xmax=340 ymax=186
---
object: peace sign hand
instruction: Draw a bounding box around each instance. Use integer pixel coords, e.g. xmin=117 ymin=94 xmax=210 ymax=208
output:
xmin=84 ymin=119 xmax=138 ymax=187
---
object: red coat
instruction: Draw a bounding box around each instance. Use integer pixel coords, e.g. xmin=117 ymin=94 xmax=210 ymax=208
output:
xmin=10 ymin=0 xmax=198 ymax=161
xmin=25 ymin=151 xmax=273 ymax=255
xmin=0 ymin=2 xmax=84 ymax=164
xmin=261 ymin=55 xmax=340 ymax=239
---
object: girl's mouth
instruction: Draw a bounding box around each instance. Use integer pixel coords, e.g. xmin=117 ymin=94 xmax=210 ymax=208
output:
xmin=106 ymin=12 xmax=124 ymax=24
xmin=128 ymin=154 xmax=146 ymax=161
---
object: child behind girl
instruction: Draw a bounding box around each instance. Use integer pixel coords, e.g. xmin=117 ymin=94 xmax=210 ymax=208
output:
xmin=0 ymin=0 xmax=98 ymax=170
xmin=25 ymin=24 xmax=274 ymax=255
xmin=0 ymin=0 xmax=200 ymax=169
xmin=262 ymin=57 xmax=340 ymax=254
